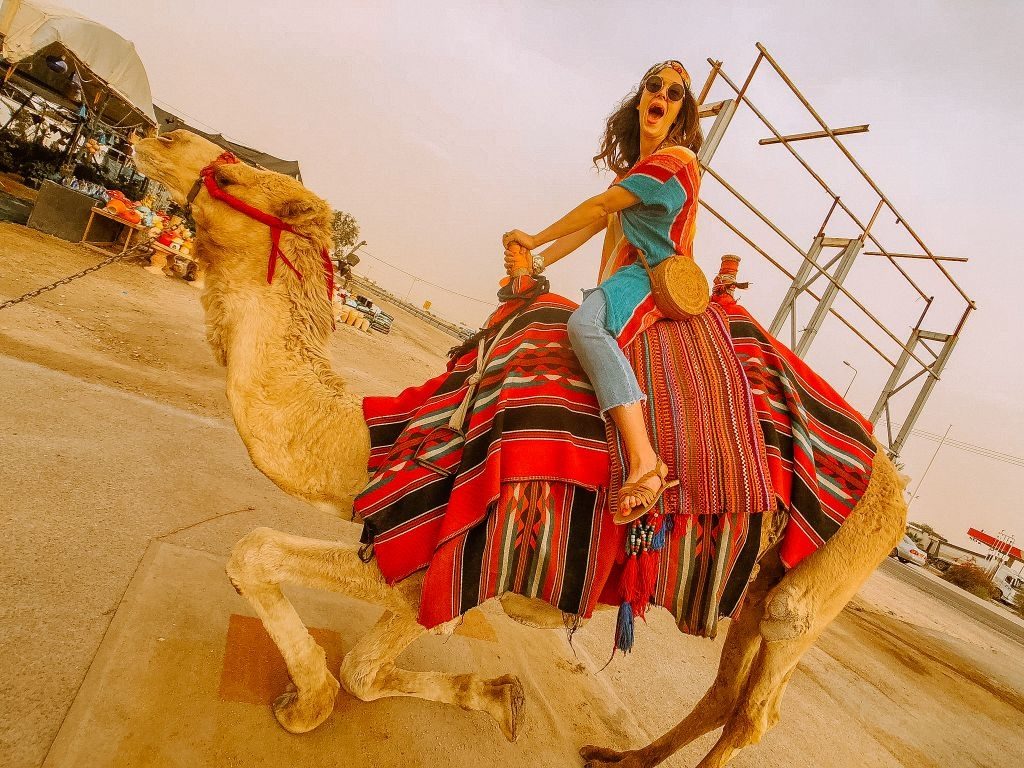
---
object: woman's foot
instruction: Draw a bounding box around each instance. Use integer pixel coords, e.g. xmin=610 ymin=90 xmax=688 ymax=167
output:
xmin=614 ymin=456 xmax=677 ymax=525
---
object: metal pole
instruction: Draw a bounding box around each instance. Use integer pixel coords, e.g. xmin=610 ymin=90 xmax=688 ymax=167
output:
xmin=754 ymin=42 xmax=975 ymax=307
xmin=769 ymin=234 xmax=823 ymax=337
xmin=703 ymin=164 xmax=933 ymax=371
xmin=710 ymin=63 xmax=932 ymax=303
xmin=696 ymin=99 xmax=737 ymax=168
xmin=890 ymin=332 xmax=958 ymax=456
xmin=699 ymin=198 xmax=901 ymax=367
xmin=907 ymin=424 xmax=951 ymax=509
xmin=794 ymin=237 xmax=863 ymax=358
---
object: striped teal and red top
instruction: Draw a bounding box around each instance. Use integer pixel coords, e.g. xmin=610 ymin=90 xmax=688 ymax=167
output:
xmin=598 ymin=145 xmax=702 ymax=349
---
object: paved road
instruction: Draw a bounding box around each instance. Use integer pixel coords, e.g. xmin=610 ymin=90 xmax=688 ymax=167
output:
xmin=877 ymin=558 xmax=1024 ymax=646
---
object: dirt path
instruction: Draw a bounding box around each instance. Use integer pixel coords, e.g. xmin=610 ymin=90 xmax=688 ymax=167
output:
xmin=2 ymin=223 xmax=1022 ymax=768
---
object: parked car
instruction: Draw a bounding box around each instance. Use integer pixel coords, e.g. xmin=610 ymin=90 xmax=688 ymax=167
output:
xmin=370 ymin=311 xmax=394 ymax=334
xmin=892 ymin=535 xmax=928 ymax=567
xmin=336 ymin=291 xmax=394 ymax=334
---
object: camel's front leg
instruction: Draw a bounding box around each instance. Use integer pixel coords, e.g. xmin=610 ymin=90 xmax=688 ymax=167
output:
xmin=225 ymin=527 xmax=409 ymax=733
xmin=340 ymin=610 xmax=526 ymax=742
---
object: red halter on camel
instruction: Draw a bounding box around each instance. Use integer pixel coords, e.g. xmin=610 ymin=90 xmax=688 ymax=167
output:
xmin=186 ymin=152 xmax=336 ymax=304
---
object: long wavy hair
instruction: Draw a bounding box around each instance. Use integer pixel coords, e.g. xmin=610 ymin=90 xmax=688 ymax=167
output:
xmin=593 ymin=61 xmax=703 ymax=177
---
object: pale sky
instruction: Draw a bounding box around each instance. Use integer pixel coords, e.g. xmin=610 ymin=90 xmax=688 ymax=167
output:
xmin=60 ymin=0 xmax=1023 ymax=551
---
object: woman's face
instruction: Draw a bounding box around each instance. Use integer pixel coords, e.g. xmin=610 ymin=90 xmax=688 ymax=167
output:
xmin=636 ymin=66 xmax=685 ymax=145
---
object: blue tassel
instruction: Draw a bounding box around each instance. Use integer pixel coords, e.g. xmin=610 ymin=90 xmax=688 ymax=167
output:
xmin=614 ymin=601 xmax=635 ymax=654
xmin=651 ymin=514 xmax=674 ymax=550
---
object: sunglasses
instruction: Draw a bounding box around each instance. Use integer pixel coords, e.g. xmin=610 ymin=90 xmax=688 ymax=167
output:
xmin=644 ymin=75 xmax=686 ymax=102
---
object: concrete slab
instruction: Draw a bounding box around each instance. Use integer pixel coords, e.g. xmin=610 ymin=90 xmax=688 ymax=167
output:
xmin=42 ymin=541 xmax=648 ymax=768
xmin=0 ymin=355 xmax=355 ymax=768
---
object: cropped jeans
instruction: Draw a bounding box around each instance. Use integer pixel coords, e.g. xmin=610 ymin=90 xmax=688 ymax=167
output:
xmin=566 ymin=289 xmax=645 ymax=414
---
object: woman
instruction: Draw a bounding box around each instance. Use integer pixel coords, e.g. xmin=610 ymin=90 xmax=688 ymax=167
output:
xmin=502 ymin=60 xmax=703 ymax=525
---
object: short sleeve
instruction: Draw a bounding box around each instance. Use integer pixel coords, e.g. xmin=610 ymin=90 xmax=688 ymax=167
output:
xmin=615 ymin=147 xmax=695 ymax=215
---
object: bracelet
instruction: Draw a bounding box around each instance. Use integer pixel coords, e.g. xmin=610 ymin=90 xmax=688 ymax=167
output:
xmin=532 ymin=253 xmax=546 ymax=275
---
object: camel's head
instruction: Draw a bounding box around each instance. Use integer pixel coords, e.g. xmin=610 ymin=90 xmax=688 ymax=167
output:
xmin=133 ymin=130 xmax=224 ymax=205
xmin=136 ymin=130 xmax=335 ymax=364
xmin=134 ymin=129 xmax=331 ymax=247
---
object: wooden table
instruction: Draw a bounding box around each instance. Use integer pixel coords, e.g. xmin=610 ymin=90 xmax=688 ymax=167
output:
xmin=80 ymin=207 xmax=148 ymax=257
xmin=150 ymin=240 xmax=196 ymax=272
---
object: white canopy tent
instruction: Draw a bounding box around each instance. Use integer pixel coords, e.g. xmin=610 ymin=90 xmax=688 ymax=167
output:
xmin=0 ymin=0 xmax=155 ymax=126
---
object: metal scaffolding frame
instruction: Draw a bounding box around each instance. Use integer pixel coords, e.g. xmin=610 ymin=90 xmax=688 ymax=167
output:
xmin=696 ymin=43 xmax=975 ymax=458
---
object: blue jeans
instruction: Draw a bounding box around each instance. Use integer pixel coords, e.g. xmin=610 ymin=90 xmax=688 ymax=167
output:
xmin=567 ymin=289 xmax=645 ymax=414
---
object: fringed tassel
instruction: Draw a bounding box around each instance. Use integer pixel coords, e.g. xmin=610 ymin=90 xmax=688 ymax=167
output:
xmin=637 ymin=549 xmax=659 ymax=616
xmin=651 ymin=515 xmax=672 ymax=550
xmin=614 ymin=601 xmax=634 ymax=654
xmin=620 ymin=552 xmax=639 ymax=603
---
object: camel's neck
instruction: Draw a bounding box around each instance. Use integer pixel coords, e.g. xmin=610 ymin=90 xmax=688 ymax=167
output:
xmin=207 ymin=266 xmax=370 ymax=518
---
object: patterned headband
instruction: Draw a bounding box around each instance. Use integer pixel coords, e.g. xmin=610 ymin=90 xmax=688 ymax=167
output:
xmin=648 ymin=60 xmax=691 ymax=88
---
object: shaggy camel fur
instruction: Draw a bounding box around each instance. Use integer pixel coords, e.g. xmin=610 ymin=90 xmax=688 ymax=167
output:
xmin=134 ymin=130 xmax=907 ymax=767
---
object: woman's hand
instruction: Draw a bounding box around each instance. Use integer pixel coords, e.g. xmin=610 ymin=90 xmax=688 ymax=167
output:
xmin=502 ymin=229 xmax=537 ymax=251
xmin=503 ymin=243 xmax=532 ymax=275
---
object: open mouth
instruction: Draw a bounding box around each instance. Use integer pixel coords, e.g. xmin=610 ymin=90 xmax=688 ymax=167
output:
xmin=646 ymin=102 xmax=665 ymax=123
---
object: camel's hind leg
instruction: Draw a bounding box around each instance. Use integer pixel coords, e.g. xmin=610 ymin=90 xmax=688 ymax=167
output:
xmin=580 ymin=554 xmax=783 ymax=768
xmin=693 ymin=449 xmax=907 ymax=768
xmin=339 ymin=610 xmax=526 ymax=742
xmin=226 ymin=527 xmax=522 ymax=739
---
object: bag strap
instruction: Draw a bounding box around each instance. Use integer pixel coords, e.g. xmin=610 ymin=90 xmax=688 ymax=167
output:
xmin=634 ymin=247 xmax=657 ymax=278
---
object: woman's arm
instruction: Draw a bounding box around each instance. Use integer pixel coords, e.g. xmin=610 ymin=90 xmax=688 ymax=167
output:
xmin=504 ymin=185 xmax=639 ymax=251
xmin=504 ymin=219 xmax=606 ymax=273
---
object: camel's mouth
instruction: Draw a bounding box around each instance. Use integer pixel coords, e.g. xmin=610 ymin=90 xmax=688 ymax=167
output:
xmin=132 ymin=140 xmax=166 ymax=181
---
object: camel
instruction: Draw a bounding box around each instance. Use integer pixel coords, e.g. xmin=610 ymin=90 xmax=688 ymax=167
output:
xmin=133 ymin=129 xmax=907 ymax=768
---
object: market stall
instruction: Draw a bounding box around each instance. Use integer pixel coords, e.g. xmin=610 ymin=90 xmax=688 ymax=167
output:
xmin=0 ymin=0 xmax=157 ymax=214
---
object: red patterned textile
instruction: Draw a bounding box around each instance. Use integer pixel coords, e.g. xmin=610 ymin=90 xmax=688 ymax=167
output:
xmin=601 ymin=305 xmax=774 ymax=638
xmin=355 ymin=293 xmax=614 ymax=626
xmin=715 ymin=293 xmax=876 ymax=568
xmin=355 ymin=280 xmax=877 ymax=633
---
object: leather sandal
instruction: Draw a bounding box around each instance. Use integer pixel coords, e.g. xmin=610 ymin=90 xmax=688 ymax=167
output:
xmin=613 ymin=457 xmax=680 ymax=526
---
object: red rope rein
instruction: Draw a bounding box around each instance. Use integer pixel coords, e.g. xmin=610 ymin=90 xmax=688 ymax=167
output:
xmin=198 ymin=152 xmax=335 ymax=304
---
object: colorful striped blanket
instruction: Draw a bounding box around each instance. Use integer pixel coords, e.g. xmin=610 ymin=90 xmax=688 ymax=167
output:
xmin=355 ymin=286 xmax=877 ymax=634
xmin=716 ymin=294 xmax=877 ymax=568
xmin=355 ymin=294 xmax=615 ymax=627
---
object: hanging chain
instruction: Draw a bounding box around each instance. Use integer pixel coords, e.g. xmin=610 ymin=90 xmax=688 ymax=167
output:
xmin=0 ymin=238 xmax=155 ymax=311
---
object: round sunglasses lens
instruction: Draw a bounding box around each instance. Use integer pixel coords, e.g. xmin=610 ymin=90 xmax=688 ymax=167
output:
xmin=667 ymin=84 xmax=685 ymax=101
xmin=645 ymin=76 xmax=663 ymax=94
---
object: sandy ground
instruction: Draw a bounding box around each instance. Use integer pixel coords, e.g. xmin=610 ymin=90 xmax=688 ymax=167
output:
xmin=1 ymin=222 xmax=1022 ymax=768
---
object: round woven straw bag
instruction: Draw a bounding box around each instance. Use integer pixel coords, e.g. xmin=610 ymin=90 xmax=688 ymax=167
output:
xmin=637 ymin=250 xmax=710 ymax=320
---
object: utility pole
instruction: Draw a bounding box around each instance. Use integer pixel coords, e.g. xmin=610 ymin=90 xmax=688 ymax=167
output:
xmin=907 ymin=424 xmax=951 ymax=509
xmin=842 ymin=360 xmax=858 ymax=398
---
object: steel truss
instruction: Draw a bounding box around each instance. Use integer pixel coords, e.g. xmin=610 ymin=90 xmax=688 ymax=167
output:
xmin=696 ymin=44 xmax=975 ymax=458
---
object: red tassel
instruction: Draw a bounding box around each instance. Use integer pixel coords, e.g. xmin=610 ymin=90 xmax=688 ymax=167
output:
xmin=634 ymin=549 xmax=659 ymax=618
xmin=620 ymin=555 xmax=639 ymax=604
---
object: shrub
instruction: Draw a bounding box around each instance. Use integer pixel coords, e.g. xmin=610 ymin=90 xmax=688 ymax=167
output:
xmin=941 ymin=560 xmax=999 ymax=600
xmin=1014 ymin=589 xmax=1024 ymax=619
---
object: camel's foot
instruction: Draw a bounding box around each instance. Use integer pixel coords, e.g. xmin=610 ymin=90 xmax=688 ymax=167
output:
xmin=483 ymin=673 xmax=526 ymax=743
xmin=580 ymin=745 xmax=642 ymax=768
xmin=271 ymin=672 xmax=340 ymax=734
